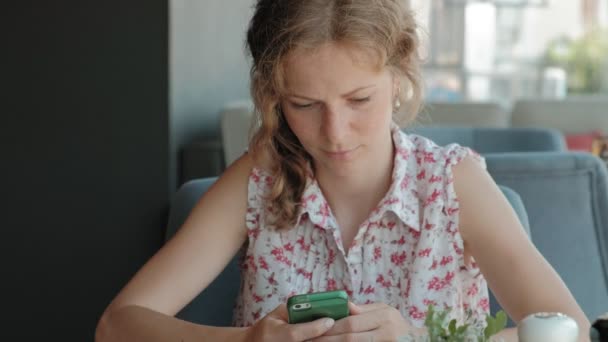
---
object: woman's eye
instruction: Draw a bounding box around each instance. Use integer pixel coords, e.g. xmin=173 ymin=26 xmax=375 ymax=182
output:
xmin=351 ymin=97 xmax=371 ymax=104
xmin=291 ymin=102 xmax=314 ymax=109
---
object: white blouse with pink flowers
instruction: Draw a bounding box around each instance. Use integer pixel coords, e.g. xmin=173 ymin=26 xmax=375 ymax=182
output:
xmin=232 ymin=125 xmax=490 ymax=328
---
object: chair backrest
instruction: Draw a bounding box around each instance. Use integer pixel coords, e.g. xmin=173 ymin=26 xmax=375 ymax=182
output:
xmin=511 ymin=98 xmax=608 ymax=134
xmin=405 ymin=126 xmax=566 ymax=153
xmin=417 ymin=102 xmax=510 ymax=128
xmin=220 ymin=101 xmax=254 ymax=166
xmin=486 ymin=151 xmax=608 ymax=320
xmin=165 ymin=178 xmax=531 ymax=325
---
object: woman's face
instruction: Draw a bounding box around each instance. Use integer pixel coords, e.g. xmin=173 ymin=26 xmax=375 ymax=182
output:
xmin=280 ymin=42 xmax=396 ymax=177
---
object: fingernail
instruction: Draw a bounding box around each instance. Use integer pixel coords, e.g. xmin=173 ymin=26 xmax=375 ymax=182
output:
xmin=324 ymin=318 xmax=335 ymax=328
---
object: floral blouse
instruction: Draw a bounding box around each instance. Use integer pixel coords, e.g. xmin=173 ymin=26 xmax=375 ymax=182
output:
xmin=232 ymin=125 xmax=490 ymax=328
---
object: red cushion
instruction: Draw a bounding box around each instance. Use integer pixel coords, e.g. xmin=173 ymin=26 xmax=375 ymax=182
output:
xmin=565 ymin=131 xmax=602 ymax=152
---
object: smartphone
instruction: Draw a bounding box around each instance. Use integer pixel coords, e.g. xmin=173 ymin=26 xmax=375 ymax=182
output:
xmin=287 ymin=290 xmax=349 ymax=324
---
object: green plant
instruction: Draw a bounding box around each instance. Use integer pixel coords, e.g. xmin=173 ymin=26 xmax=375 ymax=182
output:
xmin=544 ymin=29 xmax=608 ymax=94
xmin=399 ymin=305 xmax=508 ymax=342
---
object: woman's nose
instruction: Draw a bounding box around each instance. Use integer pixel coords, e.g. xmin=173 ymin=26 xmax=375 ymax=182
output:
xmin=322 ymin=106 xmax=348 ymax=145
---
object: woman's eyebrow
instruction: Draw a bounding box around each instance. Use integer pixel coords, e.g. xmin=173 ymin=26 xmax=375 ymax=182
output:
xmin=288 ymin=84 xmax=377 ymax=101
xmin=341 ymin=84 xmax=377 ymax=97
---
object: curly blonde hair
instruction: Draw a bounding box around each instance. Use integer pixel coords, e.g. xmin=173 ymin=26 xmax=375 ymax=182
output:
xmin=246 ymin=0 xmax=423 ymax=229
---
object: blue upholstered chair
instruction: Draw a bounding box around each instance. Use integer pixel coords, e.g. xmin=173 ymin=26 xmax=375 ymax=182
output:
xmin=165 ymin=179 xmax=531 ymax=326
xmin=484 ymin=152 xmax=608 ymax=320
xmin=404 ymin=127 xmax=567 ymax=154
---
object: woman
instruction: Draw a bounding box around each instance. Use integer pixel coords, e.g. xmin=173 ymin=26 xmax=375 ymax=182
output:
xmin=96 ymin=0 xmax=590 ymax=341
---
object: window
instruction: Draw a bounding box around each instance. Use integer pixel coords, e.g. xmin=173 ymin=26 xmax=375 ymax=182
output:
xmin=412 ymin=0 xmax=608 ymax=106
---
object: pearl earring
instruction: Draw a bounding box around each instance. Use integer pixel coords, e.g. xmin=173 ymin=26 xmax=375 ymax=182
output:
xmin=393 ymin=97 xmax=401 ymax=113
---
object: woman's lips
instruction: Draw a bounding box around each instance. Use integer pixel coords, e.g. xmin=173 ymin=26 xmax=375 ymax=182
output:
xmin=324 ymin=146 xmax=359 ymax=160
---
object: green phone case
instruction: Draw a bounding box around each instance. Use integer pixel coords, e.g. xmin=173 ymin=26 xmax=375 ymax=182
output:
xmin=287 ymin=290 xmax=349 ymax=324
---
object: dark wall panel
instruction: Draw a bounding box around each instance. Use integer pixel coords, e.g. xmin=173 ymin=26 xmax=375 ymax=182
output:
xmin=4 ymin=1 xmax=169 ymax=340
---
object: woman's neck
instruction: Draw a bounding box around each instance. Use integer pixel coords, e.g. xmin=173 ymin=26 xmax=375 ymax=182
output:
xmin=315 ymin=136 xmax=395 ymax=212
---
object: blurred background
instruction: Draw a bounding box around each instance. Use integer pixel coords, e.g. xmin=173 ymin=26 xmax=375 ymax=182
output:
xmin=412 ymin=0 xmax=608 ymax=106
xmin=2 ymin=1 xmax=607 ymax=340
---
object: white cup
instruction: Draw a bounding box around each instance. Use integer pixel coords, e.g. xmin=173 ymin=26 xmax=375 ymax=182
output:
xmin=517 ymin=312 xmax=579 ymax=342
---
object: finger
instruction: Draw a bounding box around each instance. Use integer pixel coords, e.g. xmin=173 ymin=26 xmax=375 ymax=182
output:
xmin=323 ymin=311 xmax=383 ymax=335
xmin=352 ymin=302 xmax=389 ymax=313
xmin=348 ymin=302 xmax=363 ymax=315
xmin=312 ymin=330 xmax=375 ymax=342
xmin=288 ymin=317 xmax=336 ymax=341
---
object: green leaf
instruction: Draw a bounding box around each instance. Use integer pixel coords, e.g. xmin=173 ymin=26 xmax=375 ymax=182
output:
xmin=495 ymin=311 xmax=507 ymax=331
xmin=448 ymin=319 xmax=457 ymax=335
xmin=425 ymin=304 xmax=435 ymax=327
xmin=456 ymin=324 xmax=469 ymax=334
xmin=484 ymin=310 xmax=507 ymax=338
xmin=425 ymin=305 xmax=447 ymax=340
xmin=424 ymin=304 xmax=507 ymax=341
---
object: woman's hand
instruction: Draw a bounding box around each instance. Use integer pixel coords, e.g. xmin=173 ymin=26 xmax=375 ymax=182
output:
xmin=313 ymin=302 xmax=425 ymax=341
xmin=244 ymin=304 xmax=336 ymax=342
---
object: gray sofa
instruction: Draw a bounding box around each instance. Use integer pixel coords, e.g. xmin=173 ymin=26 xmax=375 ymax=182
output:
xmin=217 ymin=98 xmax=607 ymax=162
xmin=421 ymin=99 xmax=608 ymax=134
xmin=165 ymin=151 xmax=608 ymax=326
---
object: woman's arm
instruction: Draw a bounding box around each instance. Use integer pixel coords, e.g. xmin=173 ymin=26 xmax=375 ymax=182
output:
xmin=95 ymin=153 xmax=254 ymax=341
xmin=453 ymin=156 xmax=590 ymax=341
xmin=95 ymin=305 xmax=248 ymax=341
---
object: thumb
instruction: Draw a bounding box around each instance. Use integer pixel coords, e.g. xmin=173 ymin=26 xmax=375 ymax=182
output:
xmin=288 ymin=317 xmax=335 ymax=341
xmin=267 ymin=303 xmax=289 ymax=322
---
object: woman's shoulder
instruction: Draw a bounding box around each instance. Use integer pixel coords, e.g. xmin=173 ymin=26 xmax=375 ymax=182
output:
xmin=393 ymin=131 xmax=486 ymax=208
xmin=223 ymin=149 xmax=274 ymax=181
xmin=211 ymin=152 xmax=256 ymax=196
xmin=229 ymin=149 xmax=275 ymax=208
xmin=399 ymin=131 xmax=485 ymax=171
